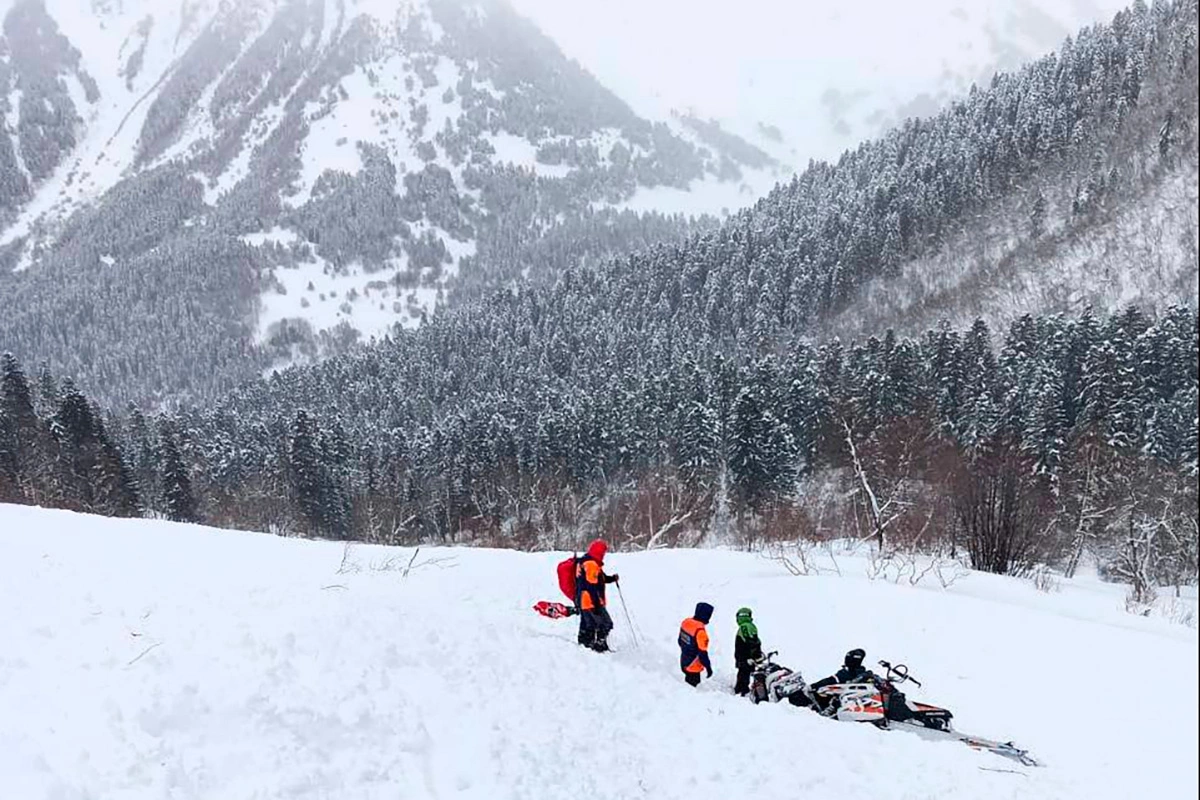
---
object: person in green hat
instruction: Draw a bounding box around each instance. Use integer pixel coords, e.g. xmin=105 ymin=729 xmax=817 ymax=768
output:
xmin=733 ymin=607 xmax=764 ymax=696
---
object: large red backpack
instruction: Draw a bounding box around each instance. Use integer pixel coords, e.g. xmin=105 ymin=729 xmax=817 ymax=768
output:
xmin=557 ymin=554 xmax=579 ymax=601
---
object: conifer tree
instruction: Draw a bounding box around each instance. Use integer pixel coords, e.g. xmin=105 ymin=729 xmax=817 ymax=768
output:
xmin=160 ymin=424 xmax=199 ymax=523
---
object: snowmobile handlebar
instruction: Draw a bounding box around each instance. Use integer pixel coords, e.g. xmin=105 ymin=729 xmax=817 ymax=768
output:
xmin=750 ymin=651 xmax=781 ymax=668
xmin=878 ymin=660 xmax=922 ymax=688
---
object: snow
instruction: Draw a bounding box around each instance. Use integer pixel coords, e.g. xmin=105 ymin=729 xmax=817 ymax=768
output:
xmin=2 ymin=503 xmax=1195 ymax=800
xmin=288 ymin=54 xmax=425 ymax=207
xmin=483 ymin=131 xmax=571 ymax=178
xmin=473 ymin=75 xmax=506 ymax=102
xmin=290 ymin=106 xmax=368 ymax=206
xmin=257 ymin=254 xmax=412 ymax=343
xmin=441 ymin=230 xmax=477 ymax=263
xmin=3 ymin=87 xmax=30 ymax=187
xmin=240 ymin=226 xmax=299 ymax=248
xmin=0 ymin=0 xmax=223 ymax=258
xmin=614 ymin=168 xmax=778 ymax=219
xmin=206 ymin=101 xmax=291 ymax=203
xmin=425 ymin=56 xmax=465 ymax=141
xmin=482 ymin=131 xmax=538 ymax=168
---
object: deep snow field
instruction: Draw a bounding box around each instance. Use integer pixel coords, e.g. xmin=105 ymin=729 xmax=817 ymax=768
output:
xmin=1 ymin=504 xmax=1196 ymax=799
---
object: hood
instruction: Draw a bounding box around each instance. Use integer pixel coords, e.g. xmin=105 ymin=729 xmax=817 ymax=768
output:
xmin=586 ymin=539 xmax=608 ymax=562
xmin=694 ymin=602 xmax=714 ymax=624
xmin=736 ymin=607 xmax=757 ymax=640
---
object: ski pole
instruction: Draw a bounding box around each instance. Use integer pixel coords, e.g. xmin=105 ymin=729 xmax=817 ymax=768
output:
xmin=616 ymin=583 xmax=640 ymax=649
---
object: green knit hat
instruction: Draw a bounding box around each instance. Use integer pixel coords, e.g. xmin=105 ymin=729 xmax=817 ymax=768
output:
xmin=736 ymin=607 xmax=757 ymax=640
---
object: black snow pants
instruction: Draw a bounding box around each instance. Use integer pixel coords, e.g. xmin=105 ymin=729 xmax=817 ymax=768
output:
xmin=735 ymin=663 xmax=753 ymax=696
xmin=578 ymin=606 xmax=614 ymax=651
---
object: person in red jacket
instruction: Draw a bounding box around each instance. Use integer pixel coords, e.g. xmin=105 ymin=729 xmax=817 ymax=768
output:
xmin=576 ymin=539 xmax=619 ymax=652
xmin=678 ymin=602 xmax=714 ymax=686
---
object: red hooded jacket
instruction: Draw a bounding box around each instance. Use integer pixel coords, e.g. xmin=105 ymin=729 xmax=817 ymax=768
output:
xmin=576 ymin=539 xmax=613 ymax=610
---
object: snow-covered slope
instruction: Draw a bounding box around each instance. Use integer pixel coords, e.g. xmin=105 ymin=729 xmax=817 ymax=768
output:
xmin=2 ymin=503 xmax=1195 ymax=799
xmin=509 ymin=0 xmax=1133 ymax=164
xmin=824 ymin=159 xmax=1200 ymax=341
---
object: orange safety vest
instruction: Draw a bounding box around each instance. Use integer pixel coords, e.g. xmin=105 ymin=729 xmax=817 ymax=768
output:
xmin=678 ymin=617 xmax=709 ymax=673
xmin=576 ymin=557 xmax=606 ymax=610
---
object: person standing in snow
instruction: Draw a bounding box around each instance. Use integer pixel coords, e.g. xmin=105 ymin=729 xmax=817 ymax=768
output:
xmin=576 ymin=539 xmax=618 ymax=652
xmin=678 ymin=602 xmax=714 ymax=687
xmin=733 ymin=607 xmax=763 ymax=696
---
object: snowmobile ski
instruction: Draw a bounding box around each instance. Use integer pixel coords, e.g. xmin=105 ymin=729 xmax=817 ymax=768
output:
xmin=889 ymin=720 xmax=1041 ymax=767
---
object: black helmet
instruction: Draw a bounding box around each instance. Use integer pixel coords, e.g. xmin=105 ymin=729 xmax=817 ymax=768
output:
xmin=844 ymin=648 xmax=866 ymax=670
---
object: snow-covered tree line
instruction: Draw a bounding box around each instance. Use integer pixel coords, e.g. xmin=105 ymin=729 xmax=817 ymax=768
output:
xmin=2 ymin=305 xmax=1196 ymax=591
xmin=3 ymin=0 xmax=1196 ymax=409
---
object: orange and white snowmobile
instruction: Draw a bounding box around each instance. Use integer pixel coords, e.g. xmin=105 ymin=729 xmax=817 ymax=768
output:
xmin=747 ymin=655 xmax=1040 ymax=767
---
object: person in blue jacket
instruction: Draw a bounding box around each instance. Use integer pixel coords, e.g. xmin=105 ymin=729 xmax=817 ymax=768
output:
xmin=678 ymin=602 xmax=714 ymax=687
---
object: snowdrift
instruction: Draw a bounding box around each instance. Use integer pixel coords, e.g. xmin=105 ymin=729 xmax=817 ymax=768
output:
xmin=1 ymin=504 xmax=1195 ymax=799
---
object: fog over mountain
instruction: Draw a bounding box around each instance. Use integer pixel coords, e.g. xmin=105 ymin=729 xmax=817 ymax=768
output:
xmin=508 ymin=0 xmax=1133 ymax=162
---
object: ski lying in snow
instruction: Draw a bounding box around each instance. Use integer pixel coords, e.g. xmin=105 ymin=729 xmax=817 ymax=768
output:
xmin=890 ymin=721 xmax=1041 ymax=767
xmin=533 ymin=601 xmax=576 ymax=619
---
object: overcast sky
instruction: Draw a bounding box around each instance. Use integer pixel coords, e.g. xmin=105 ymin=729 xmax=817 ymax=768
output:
xmin=508 ymin=0 xmax=1129 ymax=163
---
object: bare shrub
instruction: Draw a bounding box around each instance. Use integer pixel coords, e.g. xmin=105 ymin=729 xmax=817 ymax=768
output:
xmin=760 ymin=503 xmax=817 ymax=546
xmin=950 ymin=441 xmax=1054 ymax=576
xmin=1160 ymin=597 xmax=1197 ymax=628
xmin=767 ymin=539 xmax=817 ymax=576
xmin=369 ymin=547 xmax=458 ymax=575
xmin=335 ymin=542 xmax=457 ymax=579
xmin=590 ymin=473 xmax=712 ymax=551
xmin=1125 ymin=584 xmax=1158 ymax=616
xmin=1030 ymin=565 xmax=1061 ymax=594
xmin=866 ymin=547 xmax=966 ymax=588
xmin=336 ymin=542 xmax=361 ymax=575
xmin=766 ymin=537 xmax=843 ymax=577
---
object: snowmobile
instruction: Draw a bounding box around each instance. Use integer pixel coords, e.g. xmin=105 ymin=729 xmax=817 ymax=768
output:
xmin=747 ymin=650 xmax=814 ymax=706
xmin=812 ymin=660 xmax=954 ymax=730
xmin=746 ymin=653 xmax=1040 ymax=767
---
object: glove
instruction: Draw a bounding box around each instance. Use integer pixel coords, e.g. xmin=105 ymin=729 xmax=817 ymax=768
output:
xmin=610 ymin=573 xmax=620 ymax=583
xmin=705 ymin=666 xmax=714 ymax=679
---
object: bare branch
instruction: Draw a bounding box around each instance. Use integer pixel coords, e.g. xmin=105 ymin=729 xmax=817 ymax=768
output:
xmin=126 ymin=642 xmax=161 ymax=667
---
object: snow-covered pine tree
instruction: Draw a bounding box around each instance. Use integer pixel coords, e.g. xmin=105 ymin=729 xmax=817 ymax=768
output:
xmin=728 ymin=383 xmax=795 ymax=514
xmin=160 ymin=424 xmax=199 ymax=524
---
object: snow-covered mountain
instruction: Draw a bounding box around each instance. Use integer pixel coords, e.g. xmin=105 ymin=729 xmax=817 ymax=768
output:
xmin=0 ymin=0 xmax=780 ymax=402
xmin=2 ymin=503 xmax=1196 ymax=798
xmin=1 ymin=0 xmax=1192 ymax=410
xmin=0 ymin=0 xmax=778 ymax=239
xmin=510 ymin=0 xmax=1135 ymax=164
